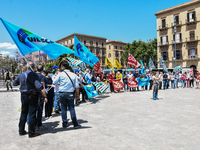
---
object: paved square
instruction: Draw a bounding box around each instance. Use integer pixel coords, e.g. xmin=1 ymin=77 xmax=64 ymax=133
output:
xmin=0 ymin=88 xmax=200 ymax=150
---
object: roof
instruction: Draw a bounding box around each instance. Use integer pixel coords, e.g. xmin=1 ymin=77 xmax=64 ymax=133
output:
xmin=106 ymin=40 xmax=127 ymax=44
xmin=155 ymin=0 xmax=199 ymax=16
xmin=56 ymin=33 xmax=107 ymax=42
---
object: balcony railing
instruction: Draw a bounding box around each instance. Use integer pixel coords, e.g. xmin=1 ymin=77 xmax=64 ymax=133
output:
xmin=185 ymin=36 xmax=198 ymax=42
xmin=171 ymin=21 xmax=182 ymax=27
xmin=163 ymin=57 xmax=169 ymax=61
xmin=186 ymin=55 xmax=199 ymax=59
xmin=158 ymin=24 xmax=168 ymax=30
xmin=159 ymin=42 xmax=169 ymax=46
xmin=185 ymin=17 xmax=197 ymax=24
xmin=171 ymin=39 xmax=183 ymax=44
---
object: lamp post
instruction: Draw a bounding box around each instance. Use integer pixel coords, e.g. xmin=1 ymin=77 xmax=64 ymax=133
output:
xmin=174 ymin=16 xmax=177 ymax=67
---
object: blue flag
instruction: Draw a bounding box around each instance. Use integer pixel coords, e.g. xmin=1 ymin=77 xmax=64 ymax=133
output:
xmin=83 ymin=85 xmax=98 ymax=98
xmin=74 ymin=35 xmax=99 ymax=67
xmin=137 ymin=78 xmax=149 ymax=86
xmin=0 ymin=18 xmax=74 ymax=59
xmin=139 ymin=59 xmax=146 ymax=74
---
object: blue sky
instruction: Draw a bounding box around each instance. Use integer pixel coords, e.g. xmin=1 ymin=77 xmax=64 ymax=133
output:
xmin=0 ymin=0 xmax=189 ymax=57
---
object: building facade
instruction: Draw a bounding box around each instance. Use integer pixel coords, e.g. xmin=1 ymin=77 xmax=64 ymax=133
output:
xmin=106 ymin=40 xmax=127 ymax=68
xmin=155 ymin=0 xmax=200 ymax=71
xmin=56 ymin=33 xmax=107 ymax=69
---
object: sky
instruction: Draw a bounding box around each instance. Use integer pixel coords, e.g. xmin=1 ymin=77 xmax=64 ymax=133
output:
xmin=0 ymin=0 xmax=189 ymax=57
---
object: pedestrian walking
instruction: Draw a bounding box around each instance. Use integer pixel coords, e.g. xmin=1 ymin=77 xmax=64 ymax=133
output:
xmin=4 ymin=69 xmax=13 ymax=91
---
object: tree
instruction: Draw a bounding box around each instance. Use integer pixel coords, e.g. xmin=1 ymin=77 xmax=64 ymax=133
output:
xmin=121 ymin=38 xmax=157 ymax=68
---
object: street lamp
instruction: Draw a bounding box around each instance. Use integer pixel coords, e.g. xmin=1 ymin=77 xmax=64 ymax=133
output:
xmin=174 ymin=16 xmax=177 ymax=67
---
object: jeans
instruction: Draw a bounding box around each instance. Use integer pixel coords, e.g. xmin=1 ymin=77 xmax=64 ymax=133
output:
xmin=60 ymin=93 xmax=78 ymax=126
xmin=175 ymin=79 xmax=178 ymax=88
xmin=153 ymin=84 xmax=158 ymax=99
xmin=149 ymin=80 xmax=153 ymax=90
xmin=54 ymin=92 xmax=60 ymax=112
xmin=171 ymin=80 xmax=175 ymax=89
xmin=167 ymin=79 xmax=170 ymax=89
xmin=19 ymin=94 xmax=38 ymax=136
xmin=5 ymin=80 xmax=12 ymax=90
xmin=181 ymin=80 xmax=186 ymax=88
xmin=163 ymin=80 xmax=167 ymax=90
xmin=123 ymin=80 xmax=128 ymax=91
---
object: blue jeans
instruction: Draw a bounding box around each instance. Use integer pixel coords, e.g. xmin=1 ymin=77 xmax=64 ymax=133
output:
xmin=54 ymin=92 xmax=60 ymax=112
xmin=175 ymin=79 xmax=178 ymax=88
xmin=171 ymin=80 xmax=175 ymax=89
xmin=153 ymin=84 xmax=158 ymax=99
xmin=181 ymin=80 xmax=186 ymax=88
xmin=163 ymin=80 xmax=167 ymax=90
xmin=60 ymin=93 xmax=78 ymax=126
xmin=36 ymin=101 xmax=44 ymax=127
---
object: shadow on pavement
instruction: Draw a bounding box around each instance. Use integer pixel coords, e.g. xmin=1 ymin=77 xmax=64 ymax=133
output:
xmin=88 ymin=95 xmax=110 ymax=104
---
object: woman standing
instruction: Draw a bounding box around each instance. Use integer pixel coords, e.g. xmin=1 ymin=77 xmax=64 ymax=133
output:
xmin=170 ymin=72 xmax=175 ymax=89
xmin=45 ymin=70 xmax=54 ymax=119
xmin=116 ymin=72 xmax=122 ymax=92
xmin=153 ymin=72 xmax=160 ymax=100
xmin=123 ymin=71 xmax=128 ymax=91
xmin=181 ymin=73 xmax=186 ymax=88
xmin=108 ymin=71 xmax=115 ymax=93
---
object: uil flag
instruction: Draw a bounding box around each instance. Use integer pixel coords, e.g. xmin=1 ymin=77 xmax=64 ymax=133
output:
xmin=0 ymin=18 xmax=74 ymax=59
xmin=139 ymin=59 xmax=146 ymax=74
xmin=74 ymin=35 xmax=99 ymax=67
xmin=105 ymin=56 xmax=112 ymax=69
xmin=127 ymin=53 xmax=140 ymax=70
xmin=159 ymin=56 xmax=168 ymax=73
xmin=149 ymin=57 xmax=155 ymax=70
xmin=113 ymin=58 xmax=122 ymax=69
xmin=94 ymin=55 xmax=101 ymax=73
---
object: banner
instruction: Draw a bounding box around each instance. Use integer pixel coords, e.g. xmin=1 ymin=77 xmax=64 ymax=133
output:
xmin=127 ymin=78 xmax=138 ymax=88
xmin=196 ymin=73 xmax=200 ymax=80
xmin=0 ymin=18 xmax=74 ymax=59
xmin=74 ymin=35 xmax=99 ymax=67
xmin=140 ymin=59 xmax=146 ymax=74
xmin=137 ymin=78 xmax=149 ymax=86
xmin=149 ymin=57 xmax=155 ymax=70
xmin=113 ymin=58 xmax=122 ymax=69
xmin=112 ymin=79 xmax=124 ymax=91
xmin=92 ymin=82 xmax=108 ymax=93
xmin=173 ymin=65 xmax=182 ymax=73
xmin=83 ymin=85 xmax=98 ymax=98
xmin=127 ymin=53 xmax=140 ymax=70
xmin=105 ymin=56 xmax=112 ymax=69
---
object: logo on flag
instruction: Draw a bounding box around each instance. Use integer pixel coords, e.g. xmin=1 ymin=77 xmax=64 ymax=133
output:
xmin=105 ymin=56 xmax=112 ymax=69
xmin=92 ymin=82 xmax=108 ymax=93
xmin=113 ymin=58 xmax=122 ymax=69
xmin=127 ymin=78 xmax=138 ymax=88
xmin=112 ymin=79 xmax=124 ymax=91
xmin=127 ymin=53 xmax=140 ymax=70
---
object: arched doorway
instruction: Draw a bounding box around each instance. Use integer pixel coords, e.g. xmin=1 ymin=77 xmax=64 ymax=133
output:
xmin=190 ymin=65 xmax=197 ymax=75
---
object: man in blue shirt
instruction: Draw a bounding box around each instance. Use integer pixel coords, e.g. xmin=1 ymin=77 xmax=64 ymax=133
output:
xmin=13 ymin=62 xmax=47 ymax=138
xmin=174 ymin=72 xmax=179 ymax=88
xmin=53 ymin=62 xmax=81 ymax=129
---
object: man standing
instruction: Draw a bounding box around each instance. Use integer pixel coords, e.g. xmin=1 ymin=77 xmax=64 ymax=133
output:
xmin=53 ymin=62 xmax=81 ymax=129
xmin=35 ymin=65 xmax=48 ymax=131
xmin=163 ymin=72 xmax=168 ymax=90
xmin=108 ymin=71 xmax=115 ymax=93
xmin=127 ymin=71 xmax=133 ymax=91
xmin=13 ymin=62 xmax=48 ymax=138
xmin=134 ymin=70 xmax=140 ymax=91
xmin=174 ymin=72 xmax=179 ymax=88
xmin=4 ymin=69 xmax=13 ymax=91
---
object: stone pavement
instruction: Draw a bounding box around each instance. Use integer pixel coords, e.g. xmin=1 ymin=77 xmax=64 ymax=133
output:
xmin=0 ymin=88 xmax=200 ymax=150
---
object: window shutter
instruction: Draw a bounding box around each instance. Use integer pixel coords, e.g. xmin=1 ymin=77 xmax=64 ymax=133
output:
xmin=160 ymin=37 xmax=162 ymax=44
xmin=166 ymin=36 xmax=168 ymax=43
xmin=166 ymin=52 xmax=168 ymax=60
xmin=188 ymin=49 xmax=190 ymax=56
xmin=173 ymin=34 xmax=175 ymax=41
xmin=180 ymin=50 xmax=182 ymax=59
xmin=176 ymin=16 xmax=179 ymax=24
xmin=187 ymin=13 xmax=189 ymax=22
xmin=195 ymin=48 xmax=197 ymax=55
xmin=180 ymin=33 xmax=182 ymax=42
xmin=193 ymin=11 xmax=196 ymax=21
xmin=174 ymin=51 xmax=175 ymax=57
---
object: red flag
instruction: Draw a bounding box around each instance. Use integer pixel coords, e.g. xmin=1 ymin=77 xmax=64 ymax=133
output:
xmin=112 ymin=79 xmax=124 ymax=91
xmin=94 ymin=55 xmax=101 ymax=73
xmin=127 ymin=53 xmax=140 ymax=70
xmin=196 ymin=73 xmax=200 ymax=80
xmin=190 ymin=67 xmax=193 ymax=74
xmin=127 ymin=77 xmax=138 ymax=88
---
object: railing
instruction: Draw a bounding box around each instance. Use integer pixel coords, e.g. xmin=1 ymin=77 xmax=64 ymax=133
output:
xmin=96 ymin=45 xmax=100 ymax=48
xmin=185 ymin=17 xmax=197 ymax=24
xmin=101 ymin=45 xmax=106 ymax=48
xmin=171 ymin=21 xmax=182 ymax=27
xmin=159 ymin=42 xmax=169 ymax=46
xmin=185 ymin=36 xmax=198 ymax=42
xmin=158 ymin=24 xmax=168 ymax=30
xmin=186 ymin=55 xmax=198 ymax=59
xmin=171 ymin=39 xmax=182 ymax=43
xmin=163 ymin=57 xmax=169 ymax=61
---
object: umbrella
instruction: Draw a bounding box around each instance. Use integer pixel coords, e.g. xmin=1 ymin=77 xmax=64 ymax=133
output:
xmin=173 ymin=65 xmax=182 ymax=73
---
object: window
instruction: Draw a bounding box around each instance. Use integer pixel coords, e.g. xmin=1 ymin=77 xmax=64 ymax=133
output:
xmin=108 ymin=53 xmax=111 ymax=58
xmin=190 ymin=49 xmax=195 ymax=56
xmin=109 ymin=45 xmax=111 ymax=49
xmin=174 ymin=15 xmax=179 ymax=25
xmin=84 ymin=40 xmax=86 ymax=44
xmin=102 ymin=43 xmax=104 ymax=46
xmin=162 ymin=19 xmax=166 ymax=28
xmin=102 ymin=59 xmax=105 ymax=65
xmin=96 ymin=42 xmax=98 ymax=46
xmin=190 ymin=31 xmax=195 ymax=40
xmin=120 ymin=46 xmax=122 ymax=50
xmin=96 ymin=50 xmax=99 ymax=54
xmin=174 ymin=50 xmax=182 ymax=60
xmin=163 ymin=52 xmax=168 ymax=61
xmin=160 ymin=36 xmax=168 ymax=44
xmin=173 ymin=33 xmax=182 ymax=42
xmin=115 ymin=46 xmax=118 ymax=49
xmin=115 ymin=52 xmax=119 ymax=57
xmin=102 ymin=50 xmax=106 ymax=55
xmin=187 ymin=11 xmax=196 ymax=22
xmin=90 ymin=41 xmax=93 ymax=45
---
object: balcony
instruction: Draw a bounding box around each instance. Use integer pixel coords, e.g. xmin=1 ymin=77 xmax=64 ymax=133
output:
xmin=171 ymin=21 xmax=182 ymax=27
xmin=101 ymin=45 xmax=106 ymax=49
xmin=159 ymin=42 xmax=169 ymax=47
xmin=186 ymin=55 xmax=199 ymax=60
xmin=171 ymin=39 xmax=183 ymax=44
xmin=185 ymin=36 xmax=198 ymax=43
xmin=185 ymin=17 xmax=197 ymax=25
xmin=158 ymin=24 xmax=168 ymax=31
xmin=163 ymin=57 xmax=169 ymax=61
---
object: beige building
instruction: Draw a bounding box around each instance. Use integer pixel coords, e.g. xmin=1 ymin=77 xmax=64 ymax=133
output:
xmin=155 ymin=0 xmax=200 ymax=71
xmin=106 ymin=40 xmax=127 ymax=68
xmin=56 ymin=33 xmax=107 ymax=69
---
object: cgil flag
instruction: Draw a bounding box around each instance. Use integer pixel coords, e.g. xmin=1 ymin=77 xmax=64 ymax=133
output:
xmin=127 ymin=53 xmax=140 ymax=70
xmin=113 ymin=58 xmax=122 ymax=69
xmin=74 ymin=35 xmax=99 ymax=67
xmin=0 ymin=18 xmax=74 ymax=59
xmin=92 ymin=82 xmax=108 ymax=94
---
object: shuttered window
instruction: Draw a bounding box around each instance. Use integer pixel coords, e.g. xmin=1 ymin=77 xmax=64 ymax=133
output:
xmin=190 ymin=31 xmax=195 ymax=40
xmin=187 ymin=11 xmax=196 ymax=22
xmin=162 ymin=19 xmax=166 ymax=28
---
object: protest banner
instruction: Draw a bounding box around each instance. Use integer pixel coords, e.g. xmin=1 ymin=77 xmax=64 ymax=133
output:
xmin=112 ymin=79 xmax=124 ymax=91
xmin=127 ymin=78 xmax=138 ymax=88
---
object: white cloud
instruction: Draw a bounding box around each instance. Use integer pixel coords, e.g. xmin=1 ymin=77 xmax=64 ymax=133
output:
xmin=0 ymin=42 xmax=17 ymax=49
xmin=0 ymin=51 xmax=10 ymax=55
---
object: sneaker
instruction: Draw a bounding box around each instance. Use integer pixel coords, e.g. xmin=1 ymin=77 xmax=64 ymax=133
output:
xmin=74 ymin=125 xmax=81 ymax=129
xmin=36 ymin=125 xmax=48 ymax=131
xmin=62 ymin=122 xmax=68 ymax=128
